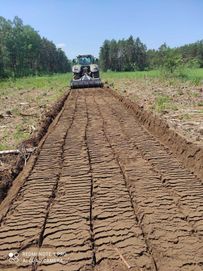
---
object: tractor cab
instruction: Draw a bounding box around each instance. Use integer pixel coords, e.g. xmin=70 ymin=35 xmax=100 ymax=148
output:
xmin=76 ymin=55 xmax=96 ymax=66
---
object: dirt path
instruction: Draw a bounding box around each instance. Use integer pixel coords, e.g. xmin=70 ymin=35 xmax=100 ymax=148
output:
xmin=0 ymin=89 xmax=202 ymax=271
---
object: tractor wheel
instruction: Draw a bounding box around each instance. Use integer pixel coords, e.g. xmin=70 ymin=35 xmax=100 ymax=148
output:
xmin=92 ymin=71 xmax=99 ymax=78
xmin=74 ymin=73 xmax=81 ymax=80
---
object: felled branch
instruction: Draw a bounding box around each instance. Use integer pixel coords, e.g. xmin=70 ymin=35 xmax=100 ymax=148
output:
xmin=0 ymin=148 xmax=35 ymax=155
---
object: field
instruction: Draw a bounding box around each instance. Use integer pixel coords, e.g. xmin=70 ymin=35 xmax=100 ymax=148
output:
xmin=103 ymin=68 xmax=203 ymax=144
xmin=0 ymin=69 xmax=203 ymax=151
xmin=102 ymin=68 xmax=203 ymax=82
xmin=1 ymin=88 xmax=203 ymax=270
xmin=0 ymin=74 xmax=71 ymax=150
xmin=0 ymin=70 xmax=203 ymax=270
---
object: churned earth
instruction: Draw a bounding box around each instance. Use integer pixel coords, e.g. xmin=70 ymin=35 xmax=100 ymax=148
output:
xmin=0 ymin=88 xmax=202 ymax=271
xmin=109 ymin=77 xmax=203 ymax=145
xmin=0 ymin=75 xmax=70 ymax=200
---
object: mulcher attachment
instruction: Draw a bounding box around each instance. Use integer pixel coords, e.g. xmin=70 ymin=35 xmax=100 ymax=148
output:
xmin=70 ymin=75 xmax=103 ymax=89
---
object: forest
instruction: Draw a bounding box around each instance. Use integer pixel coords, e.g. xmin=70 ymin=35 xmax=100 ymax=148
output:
xmin=0 ymin=16 xmax=71 ymax=78
xmin=99 ymin=36 xmax=203 ymax=72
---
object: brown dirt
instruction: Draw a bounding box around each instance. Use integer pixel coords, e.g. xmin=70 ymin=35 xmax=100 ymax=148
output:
xmin=0 ymin=154 xmax=17 ymax=200
xmin=110 ymin=89 xmax=203 ymax=180
xmin=0 ymin=86 xmax=67 ymax=150
xmin=0 ymin=91 xmax=70 ymax=203
xmin=110 ymin=78 xmax=203 ymax=145
xmin=0 ymin=88 xmax=202 ymax=271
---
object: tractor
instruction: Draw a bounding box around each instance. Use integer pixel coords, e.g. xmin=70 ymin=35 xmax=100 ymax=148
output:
xmin=70 ymin=55 xmax=103 ymax=89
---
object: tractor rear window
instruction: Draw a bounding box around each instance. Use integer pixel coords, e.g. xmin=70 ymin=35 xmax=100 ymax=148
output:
xmin=77 ymin=56 xmax=93 ymax=65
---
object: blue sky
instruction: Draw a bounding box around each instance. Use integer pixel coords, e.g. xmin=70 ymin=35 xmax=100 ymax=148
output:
xmin=1 ymin=0 xmax=203 ymax=59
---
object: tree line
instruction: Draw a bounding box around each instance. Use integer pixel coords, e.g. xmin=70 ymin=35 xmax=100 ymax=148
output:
xmin=1 ymin=15 xmax=202 ymax=78
xmin=0 ymin=16 xmax=71 ymax=78
xmin=99 ymin=36 xmax=203 ymax=72
xmin=99 ymin=36 xmax=147 ymax=71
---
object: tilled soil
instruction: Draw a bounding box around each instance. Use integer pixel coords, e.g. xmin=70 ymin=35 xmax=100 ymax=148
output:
xmin=0 ymin=88 xmax=202 ymax=271
xmin=111 ymin=78 xmax=203 ymax=144
xmin=0 ymin=91 xmax=69 ymax=203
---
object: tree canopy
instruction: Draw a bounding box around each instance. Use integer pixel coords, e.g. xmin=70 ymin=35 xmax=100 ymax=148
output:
xmin=99 ymin=36 xmax=203 ymax=72
xmin=99 ymin=36 xmax=147 ymax=71
xmin=0 ymin=16 xmax=71 ymax=78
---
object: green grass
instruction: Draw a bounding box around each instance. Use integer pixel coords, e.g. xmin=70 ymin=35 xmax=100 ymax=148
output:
xmin=0 ymin=73 xmax=72 ymax=94
xmin=101 ymin=70 xmax=160 ymax=80
xmin=180 ymin=113 xmax=192 ymax=121
xmin=0 ymin=69 xmax=202 ymax=92
xmin=185 ymin=68 xmax=203 ymax=81
xmin=101 ymin=68 xmax=203 ymax=83
xmin=154 ymin=95 xmax=178 ymax=113
xmin=197 ymin=101 xmax=203 ymax=107
xmin=0 ymin=143 xmax=9 ymax=151
xmin=13 ymin=124 xmax=30 ymax=143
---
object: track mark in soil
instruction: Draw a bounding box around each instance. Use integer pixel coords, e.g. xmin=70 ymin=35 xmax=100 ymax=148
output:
xmin=0 ymin=88 xmax=202 ymax=271
xmin=94 ymin=89 xmax=203 ymax=271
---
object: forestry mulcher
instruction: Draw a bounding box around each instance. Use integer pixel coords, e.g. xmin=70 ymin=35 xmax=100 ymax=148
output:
xmin=70 ymin=55 xmax=103 ymax=89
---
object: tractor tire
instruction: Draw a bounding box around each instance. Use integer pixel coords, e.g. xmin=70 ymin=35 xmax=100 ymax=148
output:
xmin=92 ymin=71 xmax=99 ymax=78
xmin=74 ymin=73 xmax=81 ymax=80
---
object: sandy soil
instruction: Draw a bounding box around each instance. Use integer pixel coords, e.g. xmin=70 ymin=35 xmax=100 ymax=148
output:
xmin=0 ymin=89 xmax=202 ymax=271
xmin=0 ymin=89 xmax=69 ymax=202
xmin=110 ymin=78 xmax=203 ymax=145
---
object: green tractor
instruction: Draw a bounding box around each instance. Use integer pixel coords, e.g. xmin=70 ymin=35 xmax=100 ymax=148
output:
xmin=70 ymin=55 xmax=103 ymax=89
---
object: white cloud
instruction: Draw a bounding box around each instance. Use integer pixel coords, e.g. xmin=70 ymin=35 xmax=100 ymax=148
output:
xmin=56 ymin=43 xmax=66 ymax=49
